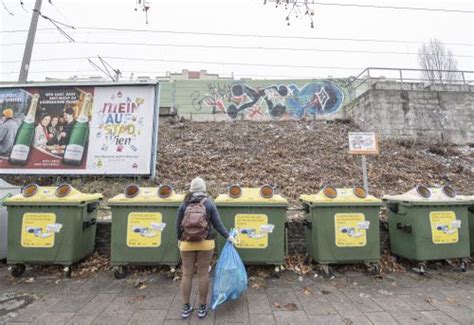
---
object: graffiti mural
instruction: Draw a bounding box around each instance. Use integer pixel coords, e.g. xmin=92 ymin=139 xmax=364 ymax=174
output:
xmin=190 ymin=84 xmax=231 ymax=114
xmin=189 ymin=81 xmax=345 ymax=120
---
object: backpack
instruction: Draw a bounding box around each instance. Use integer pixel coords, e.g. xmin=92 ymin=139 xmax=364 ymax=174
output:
xmin=181 ymin=198 xmax=210 ymax=242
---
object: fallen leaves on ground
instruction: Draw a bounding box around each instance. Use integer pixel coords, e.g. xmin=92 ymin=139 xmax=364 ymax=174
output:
xmin=273 ymin=302 xmax=298 ymax=311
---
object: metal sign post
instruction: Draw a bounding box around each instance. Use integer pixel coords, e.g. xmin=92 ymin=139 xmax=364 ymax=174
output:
xmin=348 ymin=132 xmax=379 ymax=194
xmin=361 ymin=155 xmax=368 ymax=193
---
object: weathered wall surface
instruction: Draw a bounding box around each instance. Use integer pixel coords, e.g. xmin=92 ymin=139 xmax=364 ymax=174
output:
xmin=345 ymin=82 xmax=474 ymax=145
xmin=159 ymin=79 xmax=349 ymax=121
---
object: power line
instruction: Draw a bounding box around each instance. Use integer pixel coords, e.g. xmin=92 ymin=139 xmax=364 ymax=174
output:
xmin=1 ymin=40 xmax=473 ymax=58
xmin=0 ymin=70 xmax=355 ymax=79
xmin=0 ymin=55 xmax=366 ymax=70
xmin=0 ymin=70 xmax=99 ymax=74
xmin=265 ymin=0 xmax=474 ymax=14
xmin=1 ymin=27 xmax=473 ymax=47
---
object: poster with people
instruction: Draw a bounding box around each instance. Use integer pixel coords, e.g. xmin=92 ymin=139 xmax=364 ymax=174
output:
xmin=0 ymin=84 xmax=159 ymax=175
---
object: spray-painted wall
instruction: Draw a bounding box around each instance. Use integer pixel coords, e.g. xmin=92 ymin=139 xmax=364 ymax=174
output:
xmin=160 ymin=79 xmax=350 ymax=120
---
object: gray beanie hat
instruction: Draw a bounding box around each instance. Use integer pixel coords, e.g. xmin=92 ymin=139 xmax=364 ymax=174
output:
xmin=190 ymin=177 xmax=206 ymax=193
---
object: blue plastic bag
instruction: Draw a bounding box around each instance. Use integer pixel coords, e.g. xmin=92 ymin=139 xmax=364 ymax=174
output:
xmin=210 ymin=240 xmax=248 ymax=310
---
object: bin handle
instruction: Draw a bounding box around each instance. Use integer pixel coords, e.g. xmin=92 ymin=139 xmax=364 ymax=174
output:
xmin=303 ymin=220 xmax=312 ymax=229
xmin=302 ymin=203 xmax=310 ymax=214
xmin=83 ymin=218 xmax=97 ymax=229
xmin=396 ymin=222 xmax=412 ymax=233
xmin=87 ymin=202 xmax=99 ymax=213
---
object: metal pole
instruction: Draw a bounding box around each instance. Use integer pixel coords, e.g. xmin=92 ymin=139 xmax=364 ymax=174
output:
xmin=18 ymin=0 xmax=43 ymax=83
xmin=361 ymin=155 xmax=369 ymax=193
xmin=399 ymin=69 xmax=403 ymax=90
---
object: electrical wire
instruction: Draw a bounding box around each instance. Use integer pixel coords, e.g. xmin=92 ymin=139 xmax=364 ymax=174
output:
xmin=1 ymin=27 xmax=473 ymax=47
xmin=264 ymin=0 xmax=474 ymax=14
xmin=1 ymin=40 xmax=473 ymax=58
xmin=1 ymin=0 xmax=14 ymax=15
xmin=32 ymin=9 xmax=75 ymax=42
xmin=0 ymin=56 xmax=366 ymax=70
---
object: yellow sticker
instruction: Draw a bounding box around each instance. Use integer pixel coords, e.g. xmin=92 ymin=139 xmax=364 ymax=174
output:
xmin=21 ymin=213 xmax=57 ymax=248
xmin=127 ymin=212 xmax=164 ymax=247
xmin=235 ymin=214 xmax=270 ymax=249
xmin=430 ymin=211 xmax=459 ymax=244
xmin=334 ymin=213 xmax=368 ymax=247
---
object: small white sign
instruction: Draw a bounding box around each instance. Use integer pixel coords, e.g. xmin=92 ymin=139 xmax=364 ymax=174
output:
xmin=46 ymin=223 xmax=63 ymax=233
xmin=260 ymin=224 xmax=275 ymax=234
xmin=357 ymin=221 xmax=370 ymax=229
xmin=451 ymin=220 xmax=461 ymax=229
xmin=348 ymin=132 xmax=379 ymax=155
xmin=150 ymin=222 xmax=167 ymax=231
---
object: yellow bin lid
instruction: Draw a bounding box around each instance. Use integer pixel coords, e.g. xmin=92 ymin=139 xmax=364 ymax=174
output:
xmin=215 ymin=188 xmax=288 ymax=206
xmin=5 ymin=185 xmax=102 ymax=205
xmin=383 ymin=187 xmax=474 ymax=206
xmin=108 ymin=187 xmax=184 ymax=205
xmin=300 ymin=188 xmax=382 ymax=206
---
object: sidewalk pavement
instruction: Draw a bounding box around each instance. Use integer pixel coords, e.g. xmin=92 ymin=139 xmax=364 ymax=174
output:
xmin=1 ymin=263 xmax=473 ymax=324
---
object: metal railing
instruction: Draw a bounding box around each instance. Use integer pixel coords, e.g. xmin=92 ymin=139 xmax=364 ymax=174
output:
xmin=346 ymin=67 xmax=474 ymax=96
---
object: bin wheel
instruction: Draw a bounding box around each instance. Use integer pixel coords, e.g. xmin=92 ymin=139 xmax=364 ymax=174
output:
xmin=9 ymin=264 xmax=26 ymax=278
xmin=370 ymin=264 xmax=381 ymax=276
xmin=63 ymin=266 xmax=72 ymax=278
xmin=461 ymin=261 xmax=467 ymax=273
xmin=412 ymin=263 xmax=426 ymax=276
xmin=303 ymin=255 xmax=312 ymax=266
xmin=271 ymin=266 xmax=281 ymax=278
xmin=365 ymin=262 xmax=381 ymax=276
xmin=321 ymin=264 xmax=333 ymax=278
xmin=113 ymin=266 xmax=128 ymax=280
xmin=166 ymin=266 xmax=177 ymax=279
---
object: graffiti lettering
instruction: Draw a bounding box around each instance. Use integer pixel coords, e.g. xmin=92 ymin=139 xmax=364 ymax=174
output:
xmin=190 ymin=81 xmax=345 ymax=120
xmin=190 ymin=83 xmax=231 ymax=113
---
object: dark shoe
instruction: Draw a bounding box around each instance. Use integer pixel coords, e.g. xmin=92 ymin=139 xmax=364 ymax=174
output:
xmin=182 ymin=303 xmax=193 ymax=319
xmin=198 ymin=304 xmax=208 ymax=319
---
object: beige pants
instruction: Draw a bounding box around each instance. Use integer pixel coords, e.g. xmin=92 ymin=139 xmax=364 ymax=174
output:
xmin=180 ymin=249 xmax=214 ymax=305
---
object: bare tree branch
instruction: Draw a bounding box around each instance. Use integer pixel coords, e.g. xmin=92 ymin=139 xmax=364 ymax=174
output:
xmin=418 ymin=38 xmax=461 ymax=85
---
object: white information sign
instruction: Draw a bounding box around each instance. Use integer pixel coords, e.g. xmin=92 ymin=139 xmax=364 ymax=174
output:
xmin=348 ymin=132 xmax=379 ymax=155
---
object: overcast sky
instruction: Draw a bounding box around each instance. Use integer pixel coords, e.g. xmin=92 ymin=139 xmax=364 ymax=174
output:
xmin=0 ymin=0 xmax=473 ymax=81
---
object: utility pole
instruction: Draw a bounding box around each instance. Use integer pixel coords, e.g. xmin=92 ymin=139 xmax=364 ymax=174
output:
xmin=18 ymin=0 xmax=43 ymax=83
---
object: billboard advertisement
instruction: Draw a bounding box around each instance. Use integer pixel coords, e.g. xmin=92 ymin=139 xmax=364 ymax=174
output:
xmin=0 ymin=83 xmax=159 ymax=175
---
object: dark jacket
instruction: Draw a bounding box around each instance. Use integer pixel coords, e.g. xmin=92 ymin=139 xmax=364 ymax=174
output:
xmin=0 ymin=118 xmax=18 ymax=155
xmin=176 ymin=194 xmax=229 ymax=240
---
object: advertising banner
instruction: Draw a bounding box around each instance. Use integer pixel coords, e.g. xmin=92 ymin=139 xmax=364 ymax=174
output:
xmin=0 ymin=83 xmax=159 ymax=175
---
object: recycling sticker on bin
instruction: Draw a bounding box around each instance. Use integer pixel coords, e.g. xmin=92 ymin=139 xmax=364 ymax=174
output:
xmin=21 ymin=213 xmax=62 ymax=248
xmin=234 ymin=214 xmax=273 ymax=249
xmin=430 ymin=211 xmax=460 ymax=244
xmin=127 ymin=212 xmax=165 ymax=247
xmin=334 ymin=213 xmax=368 ymax=247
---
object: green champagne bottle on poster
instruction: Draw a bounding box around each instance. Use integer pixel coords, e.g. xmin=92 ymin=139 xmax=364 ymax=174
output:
xmin=63 ymin=93 xmax=92 ymax=165
xmin=9 ymin=94 xmax=40 ymax=165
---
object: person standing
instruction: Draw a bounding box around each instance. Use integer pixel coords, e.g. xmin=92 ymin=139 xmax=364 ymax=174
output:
xmin=60 ymin=107 xmax=76 ymax=146
xmin=176 ymin=177 xmax=233 ymax=320
xmin=0 ymin=108 xmax=18 ymax=156
xmin=33 ymin=114 xmax=52 ymax=149
xmin=47 ymin=116 xmax=62 ymax=146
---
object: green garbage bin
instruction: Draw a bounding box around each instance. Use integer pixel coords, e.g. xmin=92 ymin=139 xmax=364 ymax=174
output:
xmin=383 ymin=185 xmax=471 ymax=274
xmin=300 ymin=186 xmax=382 ymax=275
xmin=215 ymin=186 xmax=288 ymax=273
xmin=468 ymin=199 xmax=474 ymax=253
xmin=108 ymin=185 xmax=184 ymax=279
xmin=4 ymin=184 xmax=102 ymax=277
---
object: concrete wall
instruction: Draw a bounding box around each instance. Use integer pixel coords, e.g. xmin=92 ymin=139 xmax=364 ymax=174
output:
xmin=345 ymin=82 xmax=474 ymax=145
